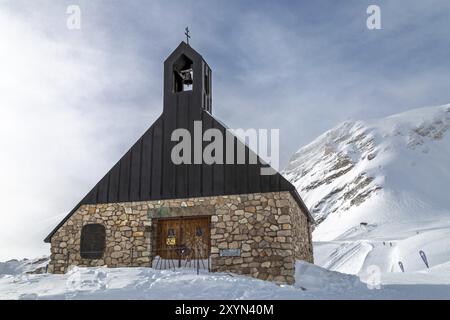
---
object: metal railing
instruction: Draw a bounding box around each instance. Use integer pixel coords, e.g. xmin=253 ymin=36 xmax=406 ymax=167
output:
xmin=63 ymin=246 xmax=210 ymax=275
xmin=152 ymin=244 xmax=210 ymax=274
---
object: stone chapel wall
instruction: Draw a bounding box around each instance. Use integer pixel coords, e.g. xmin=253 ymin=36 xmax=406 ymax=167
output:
xmin=48 ymin=191 xmax=313 ymax=284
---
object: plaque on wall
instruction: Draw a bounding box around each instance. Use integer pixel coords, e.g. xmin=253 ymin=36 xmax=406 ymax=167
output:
xmin=219 ymin=249 xmax=241 ymax=257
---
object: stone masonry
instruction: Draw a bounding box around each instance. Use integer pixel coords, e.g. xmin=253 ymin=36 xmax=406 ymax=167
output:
xmin=48 ymin=191 xmax=313 ymax=284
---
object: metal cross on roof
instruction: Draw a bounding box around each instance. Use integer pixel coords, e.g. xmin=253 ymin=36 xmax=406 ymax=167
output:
xmin=185 ymin=27 xmax=191 ymax=45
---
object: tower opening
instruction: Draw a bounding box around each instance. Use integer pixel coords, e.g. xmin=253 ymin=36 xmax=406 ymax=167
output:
xmin=173 ymin=54 xmax=193 ymax=92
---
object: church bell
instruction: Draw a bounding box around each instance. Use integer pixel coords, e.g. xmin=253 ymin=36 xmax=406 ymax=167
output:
xmin=181 ymin=68 xmax=193 ymax=85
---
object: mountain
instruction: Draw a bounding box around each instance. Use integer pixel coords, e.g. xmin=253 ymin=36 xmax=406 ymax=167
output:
xmin=283 ymin=104 xmax=450 ymax=275
xmin=0 ymin=256 xmax=49 ymax=275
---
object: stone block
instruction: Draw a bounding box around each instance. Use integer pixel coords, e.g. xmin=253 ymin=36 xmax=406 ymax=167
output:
xmin=278 ymin=215 xmax=291 ymax=224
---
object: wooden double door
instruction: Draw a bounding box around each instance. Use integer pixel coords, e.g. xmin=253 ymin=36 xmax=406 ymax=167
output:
xmin=157 ymin=216 xmax=210 ymax=260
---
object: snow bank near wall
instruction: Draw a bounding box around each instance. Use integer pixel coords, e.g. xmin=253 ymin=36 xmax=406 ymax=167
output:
xmin=294 ymin=261 xmax=365 ymax=291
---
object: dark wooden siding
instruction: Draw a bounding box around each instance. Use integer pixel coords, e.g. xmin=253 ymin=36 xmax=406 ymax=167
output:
xmin=45 ymin=110 xmax=310 ymax=243
xmin=97 ymin=109 xmax=295 ymax=203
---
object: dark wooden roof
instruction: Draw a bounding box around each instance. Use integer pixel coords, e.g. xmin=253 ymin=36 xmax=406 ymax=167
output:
xmin=44 ymin=43 xmax=312 ymax=243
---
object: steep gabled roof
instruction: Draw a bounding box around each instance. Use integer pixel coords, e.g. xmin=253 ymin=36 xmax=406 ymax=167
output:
xmin=44 ymin=111 xmax=312 ymax=242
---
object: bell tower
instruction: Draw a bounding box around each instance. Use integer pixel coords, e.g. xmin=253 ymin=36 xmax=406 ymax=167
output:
xmin=163 ymin=41 xmax=212 ymax=117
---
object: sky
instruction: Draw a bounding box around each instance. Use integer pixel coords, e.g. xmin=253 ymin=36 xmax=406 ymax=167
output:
xmin=1 ymin=0 xmax=450 ymax=260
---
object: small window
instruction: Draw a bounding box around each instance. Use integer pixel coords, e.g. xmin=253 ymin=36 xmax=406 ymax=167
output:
xmin=204 ymin=73 xmax=210 ymax=95
xmin=80 ymin=224 xmax=106 ymax=259
xmin=196 ymin=227 xmax=203 ymax=237
xmin=168 ymin=228 xmax=176 ymax=237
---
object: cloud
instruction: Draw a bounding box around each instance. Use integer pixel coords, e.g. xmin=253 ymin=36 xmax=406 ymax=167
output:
xmin=1 ymin=0 xmax=450 ymax=259
xmin=0 ymin=4 xmax=160 ymax=260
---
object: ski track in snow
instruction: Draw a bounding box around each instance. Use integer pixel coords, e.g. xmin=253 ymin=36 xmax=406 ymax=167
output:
xmin=321 ymin=241 xmax=373 ymax=274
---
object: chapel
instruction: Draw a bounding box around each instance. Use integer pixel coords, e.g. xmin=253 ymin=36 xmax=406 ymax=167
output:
xmin=45 ymin=41 xmax=314 ymax=284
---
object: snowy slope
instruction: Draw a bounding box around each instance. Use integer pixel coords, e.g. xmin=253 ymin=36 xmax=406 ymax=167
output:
xmin=283 ymin=104 xmax=450 ymax=275
xmin=0 ymin=257 xmax=49 ymax=275
xmin=1 ymin=260 xmax=450 ymax=299
xmin=2 ymin=105 xmax=450 ymax=299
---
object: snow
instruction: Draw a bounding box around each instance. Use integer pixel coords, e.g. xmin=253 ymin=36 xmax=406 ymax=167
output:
xmin=283 ymin=104 xmax=450 ymax=279
xmin=0 ymin=256 xmax=49 ymax=275
xmin=1 ymin=259 xmax=450 ymax=299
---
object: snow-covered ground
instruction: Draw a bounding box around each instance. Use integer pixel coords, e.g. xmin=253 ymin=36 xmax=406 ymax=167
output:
xmin=1 ymin=259 xmax=449 ymax=299
xmin=2 ymin=105 xmax=450 ymax=300
xmin=284 ymin=104 xmax=450 ymax=280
